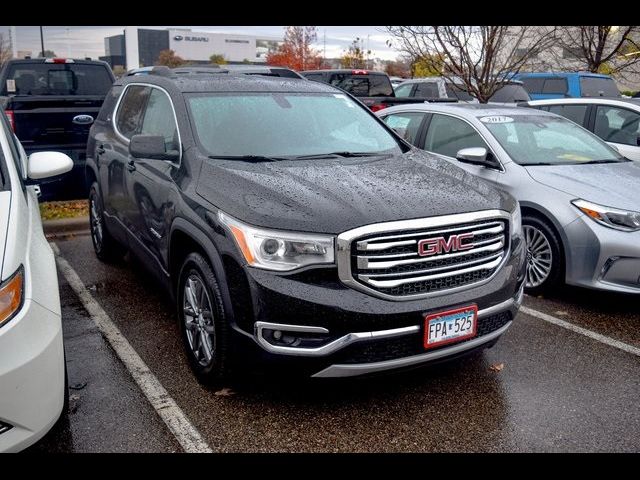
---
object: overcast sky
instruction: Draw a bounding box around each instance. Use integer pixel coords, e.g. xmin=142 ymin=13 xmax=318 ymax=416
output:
xmin=0 ymin=26 xmax=400 ymax=60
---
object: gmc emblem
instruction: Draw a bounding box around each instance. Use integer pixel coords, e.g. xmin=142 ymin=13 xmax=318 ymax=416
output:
xmin=418 ymin=233 xmax=474 ymax=257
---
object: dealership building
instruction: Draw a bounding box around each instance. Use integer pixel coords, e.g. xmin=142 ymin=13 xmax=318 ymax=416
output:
xmin=100 ymin=28 xmax=283 ymax=70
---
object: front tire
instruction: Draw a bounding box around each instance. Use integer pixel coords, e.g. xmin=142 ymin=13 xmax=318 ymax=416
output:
xmin=177 ymin=252 xmax=232 ymax=384
xmin=89 ymin=182 xmax=126 ymax=262
xmin=522 ymin=215 xmax=563 ymax=296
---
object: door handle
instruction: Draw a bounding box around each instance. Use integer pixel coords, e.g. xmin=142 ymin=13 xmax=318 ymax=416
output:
xmin=127 ymin=160 xmax=136 ymax=172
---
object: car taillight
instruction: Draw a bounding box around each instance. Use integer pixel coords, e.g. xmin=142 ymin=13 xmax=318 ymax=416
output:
xmin=370 ymin=104 xmax=388 ymax=112
xmin=4 ymin=110 xmax=15 ymax=132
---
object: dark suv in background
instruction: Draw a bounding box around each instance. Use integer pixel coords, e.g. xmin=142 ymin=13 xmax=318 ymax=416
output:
xmin=0 ymin=58 xmax=115 ymax=200
xmin=87 ymin=69 xmax=525 ymax=383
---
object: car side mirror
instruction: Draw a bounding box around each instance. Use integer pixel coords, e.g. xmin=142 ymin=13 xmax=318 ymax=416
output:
xmin=27 ymin=151 xmax=73 ymax=180
xmin=129 ymin=134 xmax=179 ymax=162
xmin=455 ymin=147 xmax=500 ymax=169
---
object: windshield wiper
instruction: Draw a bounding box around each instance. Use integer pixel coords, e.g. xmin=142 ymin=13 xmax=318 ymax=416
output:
xmin=208 ymin=155 xmax=287 ymax=162
xmin=294 ymin=151 xmax=389 ymax=160
xmin=579 ymin=159 xmax=628 ymax=164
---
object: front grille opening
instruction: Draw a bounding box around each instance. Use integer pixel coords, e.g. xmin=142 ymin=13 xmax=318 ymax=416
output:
xmin=336 ymin=311 xmax=512 ymax=364
xmin=350 ymin=218 xmax=508 ymax=298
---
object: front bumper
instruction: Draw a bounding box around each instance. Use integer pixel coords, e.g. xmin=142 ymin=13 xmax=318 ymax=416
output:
xmin=229 ymin=241 xmax=525 ymax=377
xmin=0 ymin=299 xmax=65 ymax=453
xmin=564 ymin=215 xmax=640 ymax=294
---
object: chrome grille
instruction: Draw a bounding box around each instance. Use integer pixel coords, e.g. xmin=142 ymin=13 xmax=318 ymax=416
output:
xmin=337 ymin=211 xmax=510 ymax=300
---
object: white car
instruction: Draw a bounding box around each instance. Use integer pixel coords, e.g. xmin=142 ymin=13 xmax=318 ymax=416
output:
xmin=0 ymin=112 xmax=73 ymax=452
xmin=524 ymin=98 xmax=640 ymax=162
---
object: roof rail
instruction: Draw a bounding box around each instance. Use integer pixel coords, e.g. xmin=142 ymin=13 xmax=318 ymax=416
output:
xmin=149 ymin=66 xmax=174 ymax=77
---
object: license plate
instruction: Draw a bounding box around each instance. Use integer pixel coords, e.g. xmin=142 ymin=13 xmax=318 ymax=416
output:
xmin=424 ymin=305 xmax=477 ymax=350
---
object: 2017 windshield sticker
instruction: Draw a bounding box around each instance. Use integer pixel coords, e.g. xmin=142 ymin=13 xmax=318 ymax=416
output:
xmin=480 ymin=116 xmax=514 ymax=124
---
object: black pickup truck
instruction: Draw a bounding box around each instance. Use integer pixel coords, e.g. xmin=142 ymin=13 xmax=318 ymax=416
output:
xmin=0 ymin=58 xmax=115 ymax=200
xmin=300 ymin=69 xmax=455 ymax=111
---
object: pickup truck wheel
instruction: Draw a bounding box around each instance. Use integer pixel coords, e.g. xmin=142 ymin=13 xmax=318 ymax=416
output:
xmin=177 ymin=252 xmax=232 ymax=384
xmin=89 ymin=183 xmax=125 ymax=262
xmin=522 ymin=215 xmax=563 ymax=296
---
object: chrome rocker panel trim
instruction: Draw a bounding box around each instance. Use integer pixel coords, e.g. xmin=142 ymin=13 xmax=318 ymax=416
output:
xmin=312 ymin=321 xmax=512 ymax=378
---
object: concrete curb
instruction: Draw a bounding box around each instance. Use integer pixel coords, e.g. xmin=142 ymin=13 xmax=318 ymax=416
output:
xmin=43 ymin=216 xmax=90 ymax=238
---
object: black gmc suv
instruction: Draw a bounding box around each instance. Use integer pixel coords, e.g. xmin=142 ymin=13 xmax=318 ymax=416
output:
xmin=87 ymin=68 xmax=526 ymax=383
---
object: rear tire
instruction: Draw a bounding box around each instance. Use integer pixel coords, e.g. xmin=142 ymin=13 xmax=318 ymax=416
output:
xmin=177 ymin=252 xmax=232 ymax=385
xmin=89 ymin=182 xmax=126 ymax=262
xmin=522 ymin=215 xmax=563 ymax=296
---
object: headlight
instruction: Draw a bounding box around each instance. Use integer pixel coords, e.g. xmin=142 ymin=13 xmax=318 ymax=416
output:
xmin=0 ymin=266 xmax=24 ymax=328
xmin=572 ymin=199 xmax=640 ymax=232
xmin=511 ymin=203 xmax=522 ymax=236
xmin=218 ymin=211 xmax=335 ymax=271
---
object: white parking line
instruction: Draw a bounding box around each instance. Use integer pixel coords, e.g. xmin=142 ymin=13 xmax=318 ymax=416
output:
xmin=520 ymin=305 xmax=640 ymax=357
xmin=51 ymin=242 xmax=213 ymax=453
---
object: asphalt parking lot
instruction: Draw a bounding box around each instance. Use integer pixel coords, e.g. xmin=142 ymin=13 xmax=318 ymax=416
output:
xmin=28 ymin=233 xmax=640 ymax=453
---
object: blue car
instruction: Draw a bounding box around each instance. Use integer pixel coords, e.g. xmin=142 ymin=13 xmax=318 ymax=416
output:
xmin=512 ymin=72 xmax=620 ymax=100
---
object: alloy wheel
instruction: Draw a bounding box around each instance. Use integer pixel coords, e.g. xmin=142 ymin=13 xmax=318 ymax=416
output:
xmin=523 ymin=225 xmax=553 ymax=288
xmin=90 ymin=197 xmax=103 ymax=250
xmin=183 ymin=274 xmax=215 ymax=367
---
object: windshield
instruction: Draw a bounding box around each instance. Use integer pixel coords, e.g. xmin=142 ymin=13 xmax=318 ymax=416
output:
xmin=482 ymin=114 xmax=625 ymax=165
xmin=2 ymin=63 xmax=114 ymax=96
xmin=187 ymin=92 xmax=402 ymax=158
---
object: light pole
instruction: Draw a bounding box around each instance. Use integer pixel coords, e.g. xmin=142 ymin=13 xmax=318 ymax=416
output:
xmin=39 ymin=26 xmax=45 ymax=57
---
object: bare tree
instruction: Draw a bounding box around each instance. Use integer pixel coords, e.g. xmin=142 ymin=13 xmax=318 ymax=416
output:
xmin=0 ymin=33 xmax=12 ymax=71
xmin=386 ymin=26 xmax=558 ymax=103
xmin=552 ymin=26 xmax=640 ymax=78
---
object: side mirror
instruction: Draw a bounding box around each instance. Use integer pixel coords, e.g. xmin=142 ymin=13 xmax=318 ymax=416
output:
xmin=129 ymin=134 xmax=179 ymax=162
xmin=27 ymin=151 xmax=73 ymax=180
xmin=455 ymin=147 xmax=500 ymax=169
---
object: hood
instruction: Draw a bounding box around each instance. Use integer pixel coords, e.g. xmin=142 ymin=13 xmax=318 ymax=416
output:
xmin=524 ymin=161 xmax=640 ymax=211
xmin=196 ymin=150 xmax=515 ymax=234
xmin=0 ymin=191 xmax=10 ymax=279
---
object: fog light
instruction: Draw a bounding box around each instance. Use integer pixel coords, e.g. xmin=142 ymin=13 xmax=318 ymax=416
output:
xmin=273 ymin=330 xmax=282 ymax=340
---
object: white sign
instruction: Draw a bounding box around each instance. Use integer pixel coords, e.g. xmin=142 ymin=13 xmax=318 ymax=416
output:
xmin=480 ymin=116 xmax=514 ymax=124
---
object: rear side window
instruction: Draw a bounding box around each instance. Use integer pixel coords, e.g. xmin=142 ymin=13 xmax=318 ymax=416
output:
xmin=140 ymin=88 xmax=179 ymax=153
xmin=115 ymin=85 xmax=151 ymax=139
xmin=594 ymin=106 xmax=640 ymax=146
xmin=368 ymin=75 xmax=393 ymax=97
xmin=489 ymin=84 xmax=531 ymax=103
xmin=394 ymin=83 xmax=413 ymax=97
xmin=580 ymin=77 xmax=620 ymax=97
xmin=415 ymin=82 xmax=440 ymax=98
xmin=445 ymin=84 xmax=474 ymax=101
xmin=382 ymin=112 xmax=427 ymax=145
xmin=2 ymin=63 xmax=114 ymax=96
xmin=542 ymin=78 xmax=568 ymax=95
xmin=547 ymin=104 xmax=588 ymax=126
xmin=97 ymin=85 xmax=124 ymax=122
xmin=424 ymin=114 xmax=489 ymax=157
xmin=521 ymin=77 xmax=545 ymax=94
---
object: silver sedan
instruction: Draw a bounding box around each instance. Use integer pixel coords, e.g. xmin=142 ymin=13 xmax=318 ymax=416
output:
xmin=377 ymin=103 xmax=640 ymax=294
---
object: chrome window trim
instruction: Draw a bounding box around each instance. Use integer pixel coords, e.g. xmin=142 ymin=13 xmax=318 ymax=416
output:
xmin=112 ymin=82 xmax=182 ymax=168
xmin=336 ymin=209 xmax=512 ymax=301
